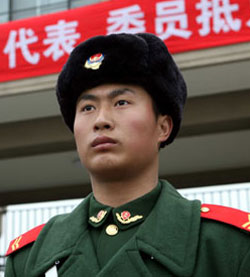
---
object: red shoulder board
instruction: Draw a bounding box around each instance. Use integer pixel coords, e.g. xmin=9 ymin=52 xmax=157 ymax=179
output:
xmin=201 ymin=204 xmax=250 ymax=232
xmin=5 ymin=223 xmax=45 ymax=256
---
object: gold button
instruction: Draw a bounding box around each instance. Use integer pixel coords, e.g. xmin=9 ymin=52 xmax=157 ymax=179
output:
xmin=106 ymin=224 xmax=118 ymax=236
xmin=201 ymin=207 xmax=210 ymax=213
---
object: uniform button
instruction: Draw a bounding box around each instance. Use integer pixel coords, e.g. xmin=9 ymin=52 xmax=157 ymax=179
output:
xmin=106 ymin=224 xmax=119 ymax=236
xmin=201 ymin=207 xmax=210 ymax=213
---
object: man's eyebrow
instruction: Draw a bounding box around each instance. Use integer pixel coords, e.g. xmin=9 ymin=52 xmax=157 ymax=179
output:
xmin=78 ymin=94 xmax=98 ymax=102
xmin=108 ymin=88 xmax=135 ymax=99
xmin=78 ymin=88 xmax=135 ymax=102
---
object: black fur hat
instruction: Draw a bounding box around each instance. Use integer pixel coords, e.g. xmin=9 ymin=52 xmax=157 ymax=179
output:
xmin=56 ymin=33 xmax=187 ymax=146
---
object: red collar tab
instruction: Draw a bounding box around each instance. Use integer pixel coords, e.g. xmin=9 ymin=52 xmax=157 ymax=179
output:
xmin=201 ymin=204 xmax=250 ymax=232
xmin=5 ymin=223 xmax=45 ymax=256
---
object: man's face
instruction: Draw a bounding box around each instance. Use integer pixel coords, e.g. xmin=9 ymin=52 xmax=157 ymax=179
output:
xmin=74 ymin=84 xmax=172 ymax=179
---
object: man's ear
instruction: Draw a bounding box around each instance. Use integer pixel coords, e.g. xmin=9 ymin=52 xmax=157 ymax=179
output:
xmin=157 ymin=115 xmax=173 ymax=144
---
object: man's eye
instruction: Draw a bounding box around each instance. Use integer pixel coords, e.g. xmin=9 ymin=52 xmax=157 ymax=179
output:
xmin=116 ymin=100 xmax=129 ymax=106
xmin=82 ymin=105 xmax=95 ymax=112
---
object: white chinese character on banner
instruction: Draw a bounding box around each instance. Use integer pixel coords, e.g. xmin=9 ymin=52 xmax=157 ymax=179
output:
xmin=43 ymin=20 xmax=81 ymax=61
xmin=107 ymin=5 xmax=146 ymax=34
xmin=196 ymin=0 xmax=241 ymax=36
xmin=155 ymin=0 xmax=192 ymax=40
xmin=3 ymin=28 xmax=40 ymax=69
xmin=247 ymin=19 xmax=250 ymax=28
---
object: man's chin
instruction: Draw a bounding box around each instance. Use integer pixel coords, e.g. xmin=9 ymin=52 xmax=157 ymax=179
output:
xmin=87 ymin=160 xmax=129 ymax=179
xmin=90 ymin=163 xmax=122 ymax=174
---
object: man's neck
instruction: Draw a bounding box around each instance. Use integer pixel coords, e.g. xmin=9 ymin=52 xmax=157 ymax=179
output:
xmin=90 ymin=167 xmax=159 ymax=208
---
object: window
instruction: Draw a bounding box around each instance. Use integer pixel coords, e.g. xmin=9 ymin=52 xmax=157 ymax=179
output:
xmin=0 ymin=0 xmax=108 ymax=23
xmin=70 ymin=0 xmax=100 ymax=8
xmin=12 ymin=0 xmax=68 ymax=20
xmin=0 ymin=0 xmax=9 ymax=23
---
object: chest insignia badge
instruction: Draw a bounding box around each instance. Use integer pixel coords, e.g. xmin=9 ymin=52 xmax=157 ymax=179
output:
xmin=84 ymin=53 xmax=104 ymax=70
xmin=116 ymin=211 xmax=143 ymax=224
xmin=89 ymin=209 xmax=107 ymax=223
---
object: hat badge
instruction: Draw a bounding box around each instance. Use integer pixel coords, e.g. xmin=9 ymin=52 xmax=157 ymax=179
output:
xmin=84 ymin=53 xmax=104 ymax=70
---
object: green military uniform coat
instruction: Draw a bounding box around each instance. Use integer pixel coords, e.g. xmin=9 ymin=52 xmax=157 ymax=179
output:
xmin=5 ymin=180 xmax=250 ymax=276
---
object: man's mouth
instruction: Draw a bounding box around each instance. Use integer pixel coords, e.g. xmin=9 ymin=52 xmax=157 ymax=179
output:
xmin=91 ymin=136 xmax=117 ymax=148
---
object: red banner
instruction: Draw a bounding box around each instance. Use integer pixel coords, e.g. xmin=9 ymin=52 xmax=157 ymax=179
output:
xmin=0 ymin=0 xmax=250 ymax=83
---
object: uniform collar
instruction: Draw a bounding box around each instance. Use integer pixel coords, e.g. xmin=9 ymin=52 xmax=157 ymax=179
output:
xmin=88 ymin=182 xmax=161 ymax=230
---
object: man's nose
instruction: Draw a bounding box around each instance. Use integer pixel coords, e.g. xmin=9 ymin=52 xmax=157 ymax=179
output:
xmin=94 ymin=109 xmax=114 ymax=131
